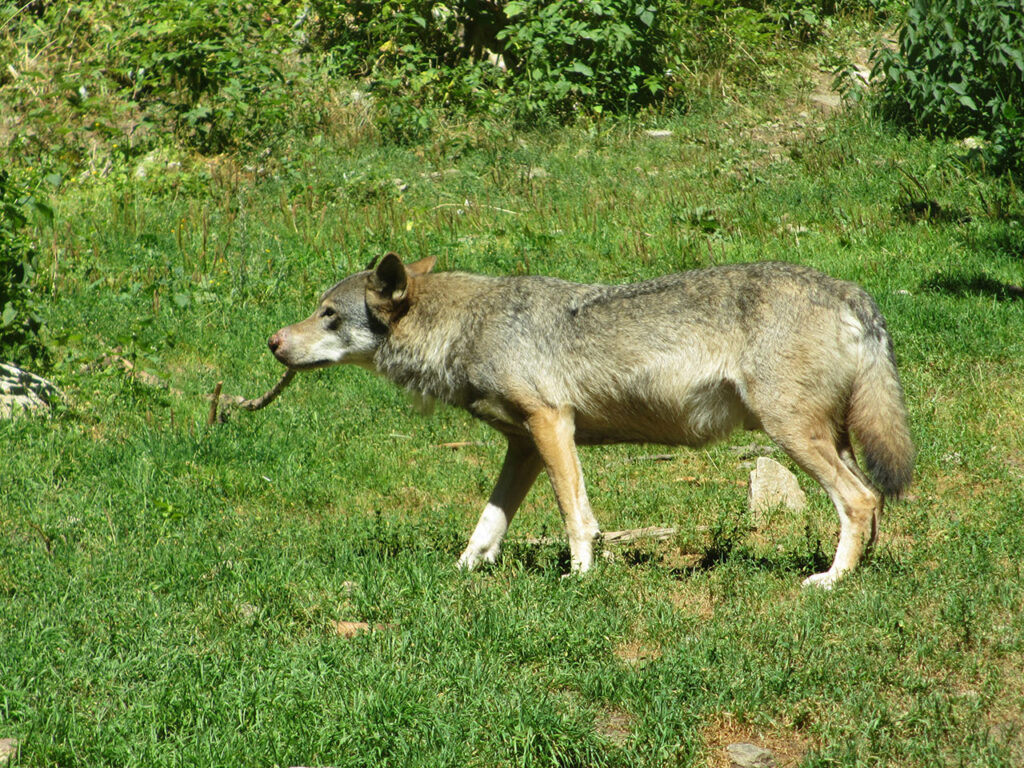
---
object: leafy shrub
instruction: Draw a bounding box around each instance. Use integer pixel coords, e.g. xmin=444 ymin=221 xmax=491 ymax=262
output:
xmin=762 ymin=0 xmax=905 ymax=41
xmin=1 ymin=0 xmax=309 ymax=158
xmin=0 ymin=172 xmax=48 ymax=365
xmin=873 ymin=0 xmax=1024 ymax=174
xmin=306 ymin=0 xmax=880 ymax=135
xmin=307 ymin=0 xmax=681 ymax=130
xmin=494 ymin=0 xmax=673 ymax=119
xmin=111 ymin=0 xmax=300 ymax=153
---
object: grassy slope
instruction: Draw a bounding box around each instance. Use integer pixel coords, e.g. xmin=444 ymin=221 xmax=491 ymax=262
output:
xmin=2 ymin=51 xmax=1024 ymax=768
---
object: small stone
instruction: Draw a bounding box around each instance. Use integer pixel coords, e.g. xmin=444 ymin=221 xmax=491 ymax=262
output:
xmin=644 ymin=129 xmax=673 ymax=139
xmin=809 ymin=92 xmax=841 ymax=110
xmin=748 ymin=456 xmax=806 ymax=524
xmin=0 ymin=738 xmax=18 ymax=765
xmin=0 ymin=363 xmax=61 ymax=419
xmin=727 ymin=742 xmax=776 ymax=768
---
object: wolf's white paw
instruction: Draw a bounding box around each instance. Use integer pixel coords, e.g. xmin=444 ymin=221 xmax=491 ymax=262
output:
xmin=457 ymin=546 xmax=499 ymax=572
xmin=802 ymin=570 xmax=839 ymax=589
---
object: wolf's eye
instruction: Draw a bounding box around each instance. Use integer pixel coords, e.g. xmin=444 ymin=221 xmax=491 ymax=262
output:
xmin=321 ymin=306 xmax=336 ymax=318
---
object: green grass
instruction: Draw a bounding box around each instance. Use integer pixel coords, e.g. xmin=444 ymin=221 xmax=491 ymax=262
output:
xmin=3 ymin=90 xmax=1024 ymax=766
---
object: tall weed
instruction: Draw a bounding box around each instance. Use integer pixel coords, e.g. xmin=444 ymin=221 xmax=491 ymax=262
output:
xmin=114 ymin=0 xmax=297 ymax=153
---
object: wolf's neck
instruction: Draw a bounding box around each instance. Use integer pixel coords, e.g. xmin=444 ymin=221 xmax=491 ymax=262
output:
xmin=372 ymin=274 xmax=484 ymax=407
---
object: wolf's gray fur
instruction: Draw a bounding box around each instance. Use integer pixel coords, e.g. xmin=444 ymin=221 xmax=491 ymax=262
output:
xmin=269 ymin=254 xmax=914 ymax=587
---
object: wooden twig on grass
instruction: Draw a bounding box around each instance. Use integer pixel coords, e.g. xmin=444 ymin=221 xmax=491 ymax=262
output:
xmin=208 ymin=368 xmax=297 ymax=423
xmin=207 ymin=381 xmax=222 ymax=426
xmin=600 ymin=526 xmax=681 ymax=544
xmin=525 ymin=526 xmax=680 ymax=547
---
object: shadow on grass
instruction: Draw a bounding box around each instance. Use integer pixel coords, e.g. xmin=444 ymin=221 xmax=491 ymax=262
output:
xmin=674 ymin=546 xmax=832 ymax=582
xmin=921 ymin=272 xmax=1024 ymax=301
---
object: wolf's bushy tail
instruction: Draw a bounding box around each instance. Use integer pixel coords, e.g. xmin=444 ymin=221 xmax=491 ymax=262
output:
xmin=848 ymin=329 xmax=915 ymax=499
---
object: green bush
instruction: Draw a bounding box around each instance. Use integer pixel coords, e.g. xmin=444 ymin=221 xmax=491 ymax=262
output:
xmin=308 ymin=0 xmax=681 ymax=130
xmin=1 ymin=0 xmax=308 ymax=158
xmin=112 ymin=0 xmax=300 ymax=153
xmin=307 ymin=0 xmax=884 ymax=135
xmin=873 ymin=0 xmax=1024 ymax=174
xmin=0 ymin=171 xmax=48 ymax=366
xmin=494 ymin=0 xmax=673 ymax=119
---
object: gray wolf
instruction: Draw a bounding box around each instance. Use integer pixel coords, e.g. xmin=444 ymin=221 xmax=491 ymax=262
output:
xmin=268 ymin=254 xmax=913 ymax=588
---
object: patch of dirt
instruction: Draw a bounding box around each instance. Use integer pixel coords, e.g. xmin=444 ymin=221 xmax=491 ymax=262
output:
xmin=702 ymin=714 xmax=814 ymax=768
xmin=742 ymin=46 xmax=874 ymax=165
xmin=984 ymin=652 xmax=1024 ymax=763
xmin=331 ymin=620 xmax=391 ymax=638
xmin=595 ymin=706 xmax=634 ymax=747
xmin=614 ymin=637 xmax=663 ymax=666
xmin=667 ymin=582 xmax=716 ymax=621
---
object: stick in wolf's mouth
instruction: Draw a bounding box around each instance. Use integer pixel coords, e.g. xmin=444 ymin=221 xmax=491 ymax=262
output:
xmin=234 ymin=368 xmax=296 ymax=410
xmin=209 ymin=368 xmax=297 ymax=422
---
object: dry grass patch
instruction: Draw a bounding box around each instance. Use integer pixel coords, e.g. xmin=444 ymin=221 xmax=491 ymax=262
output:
xmin=667 ymin=582 xmax=716 ymax=623
xmin=614 ymin=637 xmax=663 ymax=667
xmin=702 ymin=714 xmax=814 ymax=768
xmin=594 ymin=705 xmax=634 ymax=747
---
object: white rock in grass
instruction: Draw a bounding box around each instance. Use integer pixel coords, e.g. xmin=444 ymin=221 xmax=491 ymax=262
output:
xmin=727 ymin=742 xmax=777 ymax=768
xmin=0 ymin=738 xmax=18 ymax=765
xmin=0 ymin=363 xmax=61 ymax=418
xmin=748 ymin=456 xmax=806 ymax=524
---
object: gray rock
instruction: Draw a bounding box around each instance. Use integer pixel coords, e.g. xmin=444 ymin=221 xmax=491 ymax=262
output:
xmin=727 ymin=742 xmax=777 ymax=768
xmin=748 ymin=456 xmax=806 ymax=524
xmin=0 ymin=363 xmax=61 ymax=418
xmin=0 ymin=738 xmax=18 ymax=765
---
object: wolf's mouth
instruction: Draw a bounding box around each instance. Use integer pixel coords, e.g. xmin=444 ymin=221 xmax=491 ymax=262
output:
xmin=282 ymin=359 xmax=332 ymax=371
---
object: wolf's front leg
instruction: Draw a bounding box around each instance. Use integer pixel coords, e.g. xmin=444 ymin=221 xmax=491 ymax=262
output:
xmin=458 ymin=435 xmax=544 ymax=571
xmin=526 ymin=406 xmax=601 ymax=573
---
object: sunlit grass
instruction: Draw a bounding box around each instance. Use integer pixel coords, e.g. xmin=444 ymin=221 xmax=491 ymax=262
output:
xmin=2 ymin=84 xmax=1023 ymax=768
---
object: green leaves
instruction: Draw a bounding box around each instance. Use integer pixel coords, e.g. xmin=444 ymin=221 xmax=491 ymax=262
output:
xmin=309 ymin=0 xmax=678 ymax=130
xmin=874 ymin=0 xmax=1024 ymax=175
xmin=107 ymin=0 xmax=295 ymax=153
xmin=495 ymin=0 xmax=667 ymax=119
xmin=0 ymin=171 xmax=48 ymax=365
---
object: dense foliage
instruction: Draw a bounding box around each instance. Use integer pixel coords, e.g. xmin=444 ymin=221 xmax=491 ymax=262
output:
xmin=308 ymin=0 xmax=678 ymax=130
xmin=873 ymin=0 xmax=1024 ymax=174
xmin=1 ymin=0 xmax=892 ymax=154
xmin=0 ymin=171 xmax=49 ymax=365
xmin=1 ymin=0 xmax=307 ymax=157
xmin=307 ymin=0 xmax=894 ymax=137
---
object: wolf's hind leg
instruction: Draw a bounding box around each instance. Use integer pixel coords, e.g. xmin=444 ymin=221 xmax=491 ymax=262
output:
xmin=766 ymin=419 xmax=881 ymax=589
xmin=458 ymin=435 xmax=544 ymax=571
xmin=836 ymin=430 xmax=881 ymax=548
xmin=526 ymin=406 xmax=601 ymax=573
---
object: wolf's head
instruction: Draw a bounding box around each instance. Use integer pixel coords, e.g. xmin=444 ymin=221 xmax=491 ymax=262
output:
xmin=267 ymin=252 xmax=436 ymax=370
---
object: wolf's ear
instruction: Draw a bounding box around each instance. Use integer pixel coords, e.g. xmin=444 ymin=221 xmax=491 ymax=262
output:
xmin=370 ymin=252 xmax=408 ymax=300
xmin=405 ymin=255 xmax=437 ymax=277
xmin=366 ymin=252 xmax=409 ymax=322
